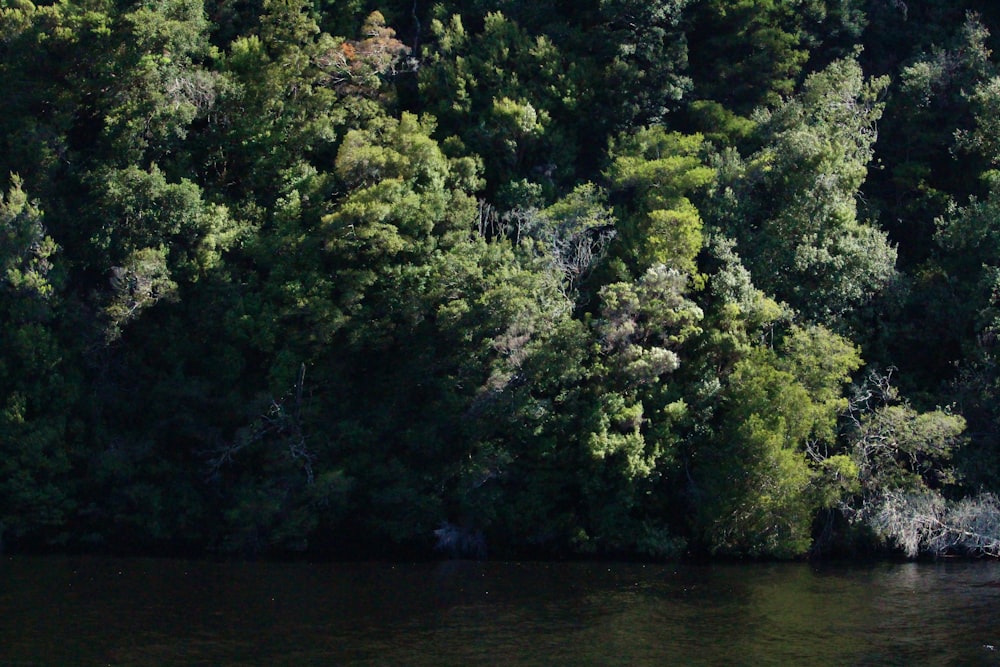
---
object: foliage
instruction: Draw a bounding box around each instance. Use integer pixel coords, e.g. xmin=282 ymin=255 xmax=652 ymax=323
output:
xmin=691 ymin=325 xmax=861 ymax=558
xmin=0 ymin=176 xmax=75 ymax=547
xmin=605 ymin=128 xmax=714 ymax=276
xmin=705 ymin=55 xmax=896 ymax=323
xmin=4 ymin=0 xmax=1000 ymax=561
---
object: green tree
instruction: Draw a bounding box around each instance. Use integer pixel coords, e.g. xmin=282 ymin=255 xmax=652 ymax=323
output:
xmin=691 ymin=325 xmax=861 ymax=557
xmin=929 ymin=185 xmax=1000 ymax=490
xmin=100 ymin=0 xmax=224 ymax=167
xmin=605 ymin=127 xmax=715 ymax=277
xmin=686 ymin=0 xmax=813 ymax=114
xmin=870 ymin=13 xmax=995 ymax=267
xmin=83 ymin=164 xmax=240 ymax=339
xmin=706 ymin=56 xmax=896 ymax=323
xmin=208 ymin=4 xmax=410 ymax=207
xmin=417 ymin=11 xmax=580 ymax=197
xmin=211 ymin=110 xmax=487 ymax=552
xmin=595 ymin=0 xmax=693 ymax=126
xmin=0 ymin=176 xmax=76 ymax=548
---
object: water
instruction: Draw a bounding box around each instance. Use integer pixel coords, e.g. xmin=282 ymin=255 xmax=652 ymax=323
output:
xmin=2 ymin=556 xmax=999 ymax=666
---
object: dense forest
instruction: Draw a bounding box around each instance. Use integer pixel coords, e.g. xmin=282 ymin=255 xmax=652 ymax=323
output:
xmin=6 ymin=0 xmax=1000 ymax=560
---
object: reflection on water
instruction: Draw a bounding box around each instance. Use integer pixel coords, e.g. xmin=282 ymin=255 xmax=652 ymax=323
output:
xmin=2 ymin=556 xmax=1000 ymax=666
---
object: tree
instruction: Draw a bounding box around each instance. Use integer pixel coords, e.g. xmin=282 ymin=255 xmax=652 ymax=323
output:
xmin=0 ymin=176 xmax=76 ymax=548
xmin=207 ymin=4 xmax=411 ymax=208
xmin=83 ymin=164 xmax=240 ymax=339
xmin=691 ymin=325 xmax=862 ymax=557
xmin=706 ymin=56 xmax=896 ymax=323
xmin=863 ymin=13 xmax=995 ymax=271
xmin=417 ymin=11 xmax=581 ymax=197
xmin=686 ymin=0 xmax=814 ymax=115
xmin=605 ymin=127 xmax=714 ymax=277
xmin=100 ymin=0 xmax=224 ymax=167
xmin=595 ymin=0 xmax=693 ymax=126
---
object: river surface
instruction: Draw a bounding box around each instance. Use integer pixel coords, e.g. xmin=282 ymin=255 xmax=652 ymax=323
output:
xmin=2 ymin=556 xmax=1000 ymax=666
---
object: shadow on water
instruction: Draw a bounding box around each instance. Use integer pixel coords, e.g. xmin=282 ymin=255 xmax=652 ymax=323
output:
xmin=2 ymin=556 xmax=1000 ymax=665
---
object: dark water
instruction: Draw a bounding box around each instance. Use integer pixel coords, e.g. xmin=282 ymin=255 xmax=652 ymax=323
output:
xmin=2 ymin=556 xmax=1000 ymax=666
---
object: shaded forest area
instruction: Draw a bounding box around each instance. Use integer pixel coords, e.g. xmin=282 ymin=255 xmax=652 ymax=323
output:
xmin=5 ymin=0 xmax=1000 ymax=560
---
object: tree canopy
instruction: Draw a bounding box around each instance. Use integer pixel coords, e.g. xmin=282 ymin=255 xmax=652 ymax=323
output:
xmin=3 ymin=0 xmax=1000 ymax=560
